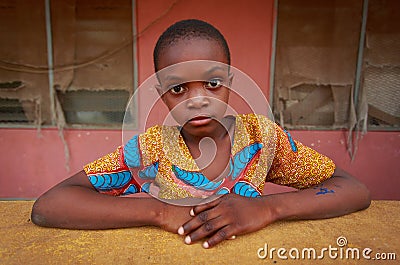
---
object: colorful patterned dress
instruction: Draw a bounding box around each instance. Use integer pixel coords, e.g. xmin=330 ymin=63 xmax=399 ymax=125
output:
xmin=84 ymin=114 xmax=335 ymax=200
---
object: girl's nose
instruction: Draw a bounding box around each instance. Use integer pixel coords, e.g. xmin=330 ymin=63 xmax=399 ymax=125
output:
xmin=186 ymin=83 xmax=210 ymax=109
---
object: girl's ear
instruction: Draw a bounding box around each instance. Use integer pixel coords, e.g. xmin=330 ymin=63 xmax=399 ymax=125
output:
xmin=228 ymin=72 xmax=234 ymax=87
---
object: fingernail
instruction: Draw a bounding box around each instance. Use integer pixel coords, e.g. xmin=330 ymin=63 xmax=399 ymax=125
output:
xmin=203 ymin=241 xmax=209 ymax=249
xmin=184 ymin=235 xmax=191 ymax=244
xmin=190 ymin=208 xmax=195 ymax=216
xmin=178 ymin=226 xmax=184 ymax=235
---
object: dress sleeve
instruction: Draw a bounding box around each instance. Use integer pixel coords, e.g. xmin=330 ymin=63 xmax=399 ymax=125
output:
xmin=83 ymin=135 xmax=143 ymax=196
xmin=266 ymin=124 xmax=336 ymax=189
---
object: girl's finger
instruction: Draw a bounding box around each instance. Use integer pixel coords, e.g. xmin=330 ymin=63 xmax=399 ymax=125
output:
xmin=179 ymin=207 xmax=220 ymax=235
xmin=202 ymin=226 xmax=236 ymax=249
xmin=184 ymin=215 xmax=227 ymax=244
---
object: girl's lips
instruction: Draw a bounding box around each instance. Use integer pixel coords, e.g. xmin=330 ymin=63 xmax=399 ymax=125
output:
xmin=187 ymin=116 xmax=213 ymax=126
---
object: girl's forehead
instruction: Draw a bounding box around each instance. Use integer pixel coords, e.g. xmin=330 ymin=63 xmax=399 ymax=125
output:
xmin=157 ymin=39 xmax=228 ymax=70
xmin=157 ymin=60 xmax=230 ymax=84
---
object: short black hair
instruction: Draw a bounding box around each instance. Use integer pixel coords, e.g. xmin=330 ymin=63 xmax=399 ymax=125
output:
xmin=153 ymin=19 xmax=231 ymax=72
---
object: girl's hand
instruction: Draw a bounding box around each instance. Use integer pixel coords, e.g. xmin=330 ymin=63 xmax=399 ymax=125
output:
xmin=177 ymin=193 xmax=277 ymax=248
xmin=157 ymin=203 xmax=193 ymax=233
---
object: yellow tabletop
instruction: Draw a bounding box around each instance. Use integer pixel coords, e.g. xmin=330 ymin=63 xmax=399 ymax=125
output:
xmin=0 ymin=201 xmax=398 ymax=264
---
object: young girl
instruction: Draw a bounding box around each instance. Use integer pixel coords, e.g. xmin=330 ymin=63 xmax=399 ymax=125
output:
xmin=31 ymin=19 xmax=370 ymax=249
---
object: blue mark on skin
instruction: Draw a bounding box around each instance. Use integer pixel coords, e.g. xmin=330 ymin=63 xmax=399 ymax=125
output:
xmin=313 ymin=184 xmax=334 ymax=195
xmin=316 ymin=187 xmax=335 ymax=195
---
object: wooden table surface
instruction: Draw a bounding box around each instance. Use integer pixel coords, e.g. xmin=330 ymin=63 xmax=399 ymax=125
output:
xmin=0 ymin=200 xmax=398 ymax=264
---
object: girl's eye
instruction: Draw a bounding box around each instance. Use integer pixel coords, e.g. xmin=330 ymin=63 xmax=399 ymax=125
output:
xmin=205 ymin=79 xmax=223 ymax=89
xmin=169 ymin=85 xmax=186 ymax=94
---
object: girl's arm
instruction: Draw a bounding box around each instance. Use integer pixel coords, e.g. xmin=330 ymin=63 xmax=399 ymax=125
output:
xmin=178 ymin=167 xmax=370 ymax=248
xmin=268 ymin=167 xmax=371 ymax=220
xmin=31 ymin=170 xmax=192 ymax=231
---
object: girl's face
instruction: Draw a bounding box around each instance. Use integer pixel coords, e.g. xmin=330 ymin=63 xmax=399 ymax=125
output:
xmin=156 ymin=39 xmax=231 ymax=138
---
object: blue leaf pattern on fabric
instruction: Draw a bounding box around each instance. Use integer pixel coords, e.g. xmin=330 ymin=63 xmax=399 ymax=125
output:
xmin=227 ymin=158 xmax=233 ymax=176
xmin=141 ymin=182 xmax=151 ymax=193
xmin=231 ymin=142 xmax=263 ymax=180
xmin=123 ymin=184 xmax=138 ymax=195
xmin=232 ymin=181 xmax=261 ymax=197
xmin=172 ymin=165 xmax=223 ymax=191
xmin=216 ymin=187 xmax=230 ymax=195
xmin=124 ymin=135 xmax=141 ymax=168
xmin=88 ymin=171 xmax=132 ymax=191
xmin=138 ymin=162 xmax=158 ymax=179
xmin=283 ymin=129 xmax=298 ymax=152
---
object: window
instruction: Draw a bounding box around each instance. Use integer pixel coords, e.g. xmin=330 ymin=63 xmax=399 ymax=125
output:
xmin=362 ymin=0 xmax=400 ymax=128
xmin=272 ymin=0 xmax=399 ymax=130
xmin=0 ymin=0 xmax=136 ymax=129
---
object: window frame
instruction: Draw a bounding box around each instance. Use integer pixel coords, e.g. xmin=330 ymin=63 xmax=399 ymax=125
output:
xmin=0 ymin=0 xmax=138 ymax=130
xmin=269 ymin=0 xmax=399 ymax=131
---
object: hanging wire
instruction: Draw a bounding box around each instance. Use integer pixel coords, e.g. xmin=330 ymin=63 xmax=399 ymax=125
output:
xmin=0 ymin=0 xmax=179 ymax=74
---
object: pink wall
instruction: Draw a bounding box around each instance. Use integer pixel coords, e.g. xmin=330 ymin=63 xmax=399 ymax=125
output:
xmin=0 ymin=0 xmax=399 ymax=200
xmin=136 ymin=0 xmax=274 ymax=95
xmin=289 ymin=130 xmax=400 ymax=200
xmin=0 ymin=128 xmax=122 ymax=198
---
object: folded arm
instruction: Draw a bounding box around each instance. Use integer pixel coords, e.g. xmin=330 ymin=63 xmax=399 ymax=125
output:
xmin=31 ymin=170 xmax=192 ymax=231
xmin=179 ymin=167 xmax=371 ymax=248
xmin=270 ymin=167 xmax=371 ymax=220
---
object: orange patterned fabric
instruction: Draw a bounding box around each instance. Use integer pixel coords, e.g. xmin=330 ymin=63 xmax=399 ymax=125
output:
xmin=83 ymin=114 xmax=336 ymax=198
xmin=84 ymin=146 xmax=128 ymax=176
xmin=266 ymin=125 xmax=335 ymax=189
